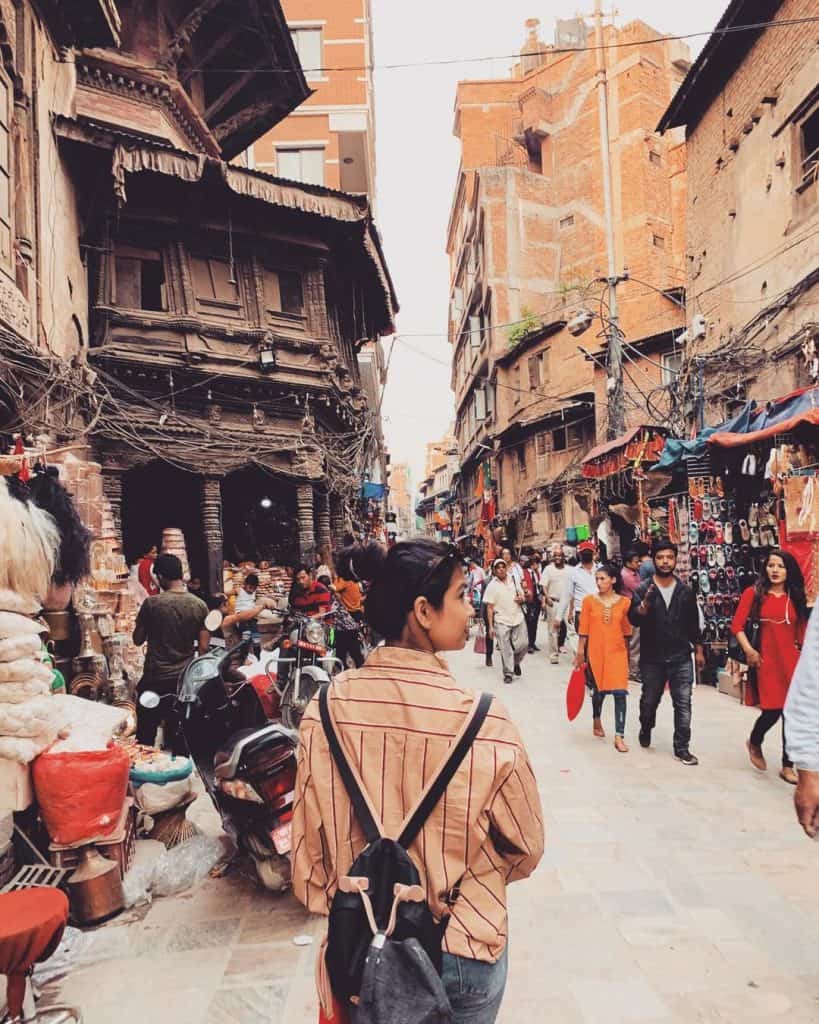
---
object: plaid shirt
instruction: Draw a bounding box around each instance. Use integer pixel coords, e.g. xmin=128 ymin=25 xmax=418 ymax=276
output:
xmin=291 ymin=645 xmax=544 ymax=963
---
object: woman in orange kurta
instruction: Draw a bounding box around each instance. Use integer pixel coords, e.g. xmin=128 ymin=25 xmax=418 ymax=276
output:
xmin=575 ymin=564 xmax=633 ymax=752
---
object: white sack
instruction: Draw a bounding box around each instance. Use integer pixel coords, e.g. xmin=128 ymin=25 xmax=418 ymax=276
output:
xmin=0 ymin=697 xmax=61 ymax=738
xmin=0 ymin=734 xmax=50 ymax=764
xmin=0 ymin=634 xmax=42 ymax=663
xmin=0 ymin=611 xmax=43 ymax=641
xmin=0 ymin=658 xmax=53 ymax=685
xmin=0 ymin=679 xmax=52 ymax=704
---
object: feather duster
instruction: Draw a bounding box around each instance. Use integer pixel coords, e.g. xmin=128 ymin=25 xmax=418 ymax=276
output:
xmin=0 ymin=477 xmax=61 ymax=601
xmin=28 ymin=467 xmax=92 ymax=584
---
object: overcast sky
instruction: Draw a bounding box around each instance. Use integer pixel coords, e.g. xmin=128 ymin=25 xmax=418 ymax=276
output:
xmin=371 ymin=0 xmax=716 ymax=493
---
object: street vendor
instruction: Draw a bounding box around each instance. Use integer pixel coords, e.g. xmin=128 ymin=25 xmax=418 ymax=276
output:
xmin=133 ymin=553 xmax=209 ymax=751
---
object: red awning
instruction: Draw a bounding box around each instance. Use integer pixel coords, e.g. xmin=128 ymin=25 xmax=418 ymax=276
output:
xmin=581 ymin=425 xmax=668 ymax=479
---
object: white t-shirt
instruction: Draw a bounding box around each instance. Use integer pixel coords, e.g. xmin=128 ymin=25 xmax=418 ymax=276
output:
xmin=541 ymin=563 xmax=571 ymax=605
xmin=235 ymin=589 xmax=257 ymax=613
xmin=557 ymin=564 xmax=598 ymax=621
xmin=657 ymin=580 xmax=677 ymax=608
xmin=483 ymin=576 xmax=525 ymax=628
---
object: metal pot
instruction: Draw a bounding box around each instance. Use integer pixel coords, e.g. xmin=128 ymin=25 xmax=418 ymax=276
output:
xmin=42 ymin=611 xmax=70 ymax=641
xmin=67 ymin=846 xmax=124 ymax=924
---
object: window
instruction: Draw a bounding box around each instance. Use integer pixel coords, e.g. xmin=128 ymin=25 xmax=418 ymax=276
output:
xmin=486 ymin=381 xmax=496 ymax=419
xmin=799 ymin=104 xmax=819 ymax=190
xmin=559 ymin=214 xmax=574 ymax=230
xmin=552 ymin=426 xmax=567 ymax=452
xmin=290 ymin=28 xmax=323 ymax=80
xmin=661 ymin=350 xmax=682 ymax=386
xmin=516 ymin=444 xmax=527 ymax=477
xmin=535 ymin=431 xmax=551 ymax=477
xmin=191 ymin=256 xmax=242 ymax=318
xmin=567 ymin=422 xmax=585 ymax=448
xmin=649 ymin=150 xmax=661 ymax=165
xmin=474 ymin=386 xmax=487 ymax=421
xmin=276 ymin=147 xmax=325 ymax=186
xmin=0 ymin=71 xmax=11 ymax=271
xmin=114 ymin=246 xmax=167 ymax=311
xmin=262 ymin=267 xmax=304 ymax=319
xmin=469 ymin=312 xmax=482 ymax=349
xmin=528 ymin=353 xmax=542 ymax=389
xmin=652 ymin=234 xmax=666 ymax=249
xmin=514 ymin=364 xmax=522 ymax=404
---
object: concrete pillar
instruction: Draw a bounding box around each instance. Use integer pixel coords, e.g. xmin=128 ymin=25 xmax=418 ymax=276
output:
xmin=101 ymin=466 xmax=124 ymax=540
xmin=314 ymin=488 xmax=331 ymax=558
xmin=329 ymin=492 xmax=345 ymax=550
xmin=296 ymin=484 xmax=316 ymax=567
xmin=202 ymin=476 xmax=224 ymax=596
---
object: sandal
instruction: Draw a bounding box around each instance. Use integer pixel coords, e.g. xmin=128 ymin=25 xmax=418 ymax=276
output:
xmin=699 ymin=570 xmax=710 ymax=594
xmin=739 ymin=519 xmax=750 ymax=541
xmin=593 ymin=718 xmax=606 ymax=738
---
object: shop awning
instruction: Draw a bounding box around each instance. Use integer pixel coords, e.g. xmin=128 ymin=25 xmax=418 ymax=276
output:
xmin=581 ymin=425 xmax=669 ymax=479
xmin=708 ymin=385 xmax=819 ymax=448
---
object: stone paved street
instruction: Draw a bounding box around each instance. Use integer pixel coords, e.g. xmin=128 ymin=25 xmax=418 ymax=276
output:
xmin=45 ymin=633 xmax=819 ymax=1023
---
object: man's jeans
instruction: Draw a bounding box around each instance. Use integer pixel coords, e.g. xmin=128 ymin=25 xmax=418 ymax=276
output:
xmin=441 ymin=947 xmax=508 ymax=1024
xmin=639 ymin=657 xmax=694 ymax=754
xmin=493 ymin=621 xmax=528 ymax=681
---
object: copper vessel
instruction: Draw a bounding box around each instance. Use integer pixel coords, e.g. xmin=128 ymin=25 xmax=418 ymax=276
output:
xmin=67 ymin=846 xmax=124 ymax=924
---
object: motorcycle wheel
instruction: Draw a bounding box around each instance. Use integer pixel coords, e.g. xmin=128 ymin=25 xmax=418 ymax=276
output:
xmin=243 ymin=831 xmax=275 ymax=860
xmin=253 ymin=853 xmax=291 ymax=892
xmin=281 ymin=671 xmax=323 ymax=729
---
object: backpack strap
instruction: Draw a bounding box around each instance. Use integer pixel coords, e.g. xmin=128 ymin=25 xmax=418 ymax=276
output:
xmin=397 ymin=691 xmax=494 ymax=850
xmin=318 ymin=684 xmax=382 ymax=845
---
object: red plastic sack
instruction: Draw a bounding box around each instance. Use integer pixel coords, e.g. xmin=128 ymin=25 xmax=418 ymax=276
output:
xmin=566 ymin=664 xmax=587 ymax=721
xmin=33 ymin=745 xmax=130 ymax=845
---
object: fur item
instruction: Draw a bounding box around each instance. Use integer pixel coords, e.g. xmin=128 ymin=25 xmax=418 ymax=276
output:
xmin=0 ymin=611 xmax=45 ymax=640
xmin=0 ymin=735 xmax=52 ymax=764
xmin=0 ymin=478 xmax=61 ymax=601
xmin=0 ymin=697 xmax=60 ymax=738
xmin=0 ymin=658 xmax=53 ymax=685
xmin=0 ymin=678 xmax=52 ymax=703
xmin=0 ymin=634 xmax=42 ymax=663
xmin=28 ymin=467 xmax=92 ymax=585
xmin=0 ymin=589 xmax=40 ymax=616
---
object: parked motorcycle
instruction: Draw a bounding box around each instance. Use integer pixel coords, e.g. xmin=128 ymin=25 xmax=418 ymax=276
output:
xmin=267 ymin=610 xmax=343 ymax=729
xmin=138 ymin=635 xmax=298 ymax=891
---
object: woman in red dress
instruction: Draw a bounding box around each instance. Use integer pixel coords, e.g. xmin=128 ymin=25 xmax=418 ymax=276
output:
xmin=731 ymin=550 xmax=808 ymax=784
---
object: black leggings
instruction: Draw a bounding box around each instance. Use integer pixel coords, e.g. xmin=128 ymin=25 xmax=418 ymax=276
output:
xmin=482 ymin=603 xmax=494 ymax=659
xmin=750 ymin=709 xmax=792 ymax=768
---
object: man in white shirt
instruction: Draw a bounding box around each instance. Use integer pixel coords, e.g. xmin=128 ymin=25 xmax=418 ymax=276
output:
xmin=784 ymin=608 xmax=819 ymax=836
xmin=483 ymin=558 xmax=527 ymax=684
xmin=542 ymin=545 xmax=572 ymax=664
xmin=557 ymin=542 xmax=598 ymax=632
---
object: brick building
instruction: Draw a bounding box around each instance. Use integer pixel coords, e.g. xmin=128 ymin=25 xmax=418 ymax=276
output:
xmin=447 ymin=16 xmax=690 ymax=549
xmin=416 ymin=435 xmax=459 ymax=540
xmin=658 ymin=0 xmax=819 ymax=422
xmin=249 ymin=0 xmax=389 ymax=499
xmin=388 ymin=462 xmax=415 ymax=539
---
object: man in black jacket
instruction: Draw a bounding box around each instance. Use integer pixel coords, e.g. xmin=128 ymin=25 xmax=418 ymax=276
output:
xmin=629 ymin=538 xmax=704 ymax=766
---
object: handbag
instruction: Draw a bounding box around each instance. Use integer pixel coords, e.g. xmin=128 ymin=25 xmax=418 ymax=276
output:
xmin=566 ymin=664 xmax=587 ymax=721
xmin=727 ymin=591 xmax=762 ymax=665
xmin=473 ymin=621 xmax=487 ymax=655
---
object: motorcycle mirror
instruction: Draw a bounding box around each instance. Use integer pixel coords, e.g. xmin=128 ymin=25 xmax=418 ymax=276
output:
xmin=205 ymin=609 xmax=223 ymax=632
xmin=138 ymin=690 xmax=161 ymax=709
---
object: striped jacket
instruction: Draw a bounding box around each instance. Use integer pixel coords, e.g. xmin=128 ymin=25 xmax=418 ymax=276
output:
xmin=291 ymin=645 xmax=544 ymax=963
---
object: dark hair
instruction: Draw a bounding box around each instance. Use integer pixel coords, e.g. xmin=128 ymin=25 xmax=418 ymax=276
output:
xmin=635 ymin=541 xmax=650 ymax=558
xmin=208 ymin=593 xmax=227 ymax=610
xmin=154 ymin=553 xmax=183 ymax=581
xmin=596 ymin=562 xmax=622 ymax=593
xmin=758 ymin=549 xmax=808 ymax=620
xmin=651 ymin=537 xmax=677 ymax=558
xmin=27 ymin=466 xmax=92 ymax=585
xmin=623 ymin=549 xmax=641 ymax=563
xmin=244 ymin=573 xmax=259 ymax=588
xmin=579 ymin=548 xmax=595 ymax=564
xmin=338 ymin=539 xmax=461 ymax=639
xmin=295 ymin=564 xmax=311 ymax=576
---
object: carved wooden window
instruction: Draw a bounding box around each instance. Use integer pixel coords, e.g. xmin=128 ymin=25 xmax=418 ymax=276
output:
xmin=190 ymin=256 xmax=243 ymax=319
xmin=0 ymin=69 xmax=11 ymax=273
xmin=535 ymin=431 xmax=551 ymax=478
xmin=113 ymin=245 xmax=167 ymax=312
xmin=262 ymin=267 xmax=305 ymax=323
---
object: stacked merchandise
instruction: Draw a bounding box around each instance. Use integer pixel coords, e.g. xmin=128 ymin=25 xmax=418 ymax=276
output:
xmin=223 ymin=563 xmax=293 ymax=601
xmin=160 ymin=527 xmax=191 ymax=580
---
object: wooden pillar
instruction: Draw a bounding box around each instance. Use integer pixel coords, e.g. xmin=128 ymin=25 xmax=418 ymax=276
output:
xmin=101 ymin=466 xmax=124 ymax=540
xmin=329 ymin=492 xmax=345 ymax=549
xmin=202 ymin=476 xmax=224 ymax=596
xmin=315 ymin=487 xmax=331 ymax=557
xmin=296 ymin=483 xmax=316 ymax=567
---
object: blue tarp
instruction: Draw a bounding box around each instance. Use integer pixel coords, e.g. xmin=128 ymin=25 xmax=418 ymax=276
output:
xmin=653 ymin=403 xmax=756 ymax=471
xmin=361 ymin=481 xmax=386 ymax=500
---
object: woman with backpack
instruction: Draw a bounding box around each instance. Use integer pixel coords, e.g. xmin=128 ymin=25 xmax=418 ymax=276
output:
xmin=731 ymin=549 xmax=808 ymax=784
xmin=292 ymin=538 xmax=544 ymax=1024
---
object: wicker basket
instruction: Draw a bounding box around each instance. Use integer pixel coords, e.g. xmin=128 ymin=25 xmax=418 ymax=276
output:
xmin=145 ymin=793 xmax=199 ymax=849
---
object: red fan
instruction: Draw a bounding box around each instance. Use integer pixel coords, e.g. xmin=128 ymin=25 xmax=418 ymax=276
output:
xmin=566 ymin=664 xmax=587 ymax=721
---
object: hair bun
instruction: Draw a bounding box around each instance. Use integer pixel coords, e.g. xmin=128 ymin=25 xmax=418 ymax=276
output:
xmin=337 ymin=541 xmax=386 ymax=584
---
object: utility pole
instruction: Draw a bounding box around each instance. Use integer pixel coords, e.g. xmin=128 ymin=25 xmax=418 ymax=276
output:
xmin=592 ymin=0 xmax=625 ymax=439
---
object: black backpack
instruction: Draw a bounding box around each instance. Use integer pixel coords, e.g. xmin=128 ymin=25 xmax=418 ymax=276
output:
xmin=318 ymin=685 xmax=493 ymax=1018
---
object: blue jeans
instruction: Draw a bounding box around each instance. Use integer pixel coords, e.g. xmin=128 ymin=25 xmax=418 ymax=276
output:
xmin=440 ymin=947 xmax=508 ymax=1024
xmin=639 ymin=657 xmax=694 ymax=754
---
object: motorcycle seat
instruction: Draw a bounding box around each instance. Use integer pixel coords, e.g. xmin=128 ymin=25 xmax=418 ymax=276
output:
xmin=214 ymin=723 xmax=296 ymax=780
